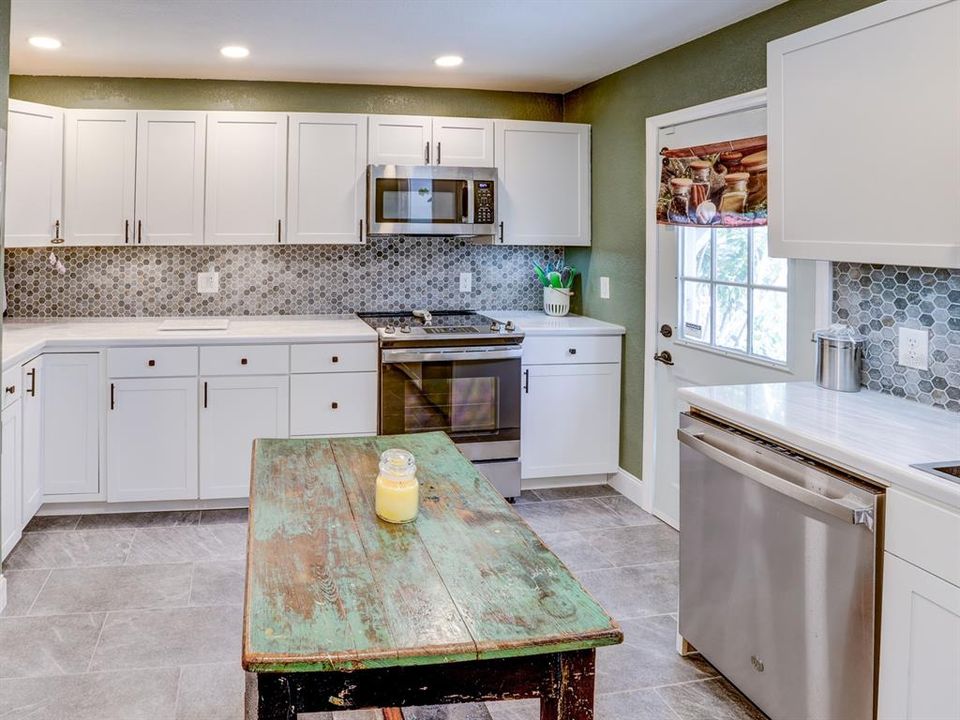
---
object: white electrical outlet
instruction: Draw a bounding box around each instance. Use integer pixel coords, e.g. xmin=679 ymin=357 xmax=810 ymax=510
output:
xmin=459 ymin=272 xmax=472 ymax=293
xmin=197 ymin=270 xmax=220 ymax=294
xmin=898 ymin=327 xmax=929 ymax=370
xmin=600 ymin=276 xmax=610 ymax=299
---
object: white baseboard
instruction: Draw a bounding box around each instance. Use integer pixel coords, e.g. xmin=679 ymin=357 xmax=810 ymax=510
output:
xmin=0 ymin=574 xmax=7 ymax=614
xmin=607 ymin=466 xmax=644 ymax=508
xmin=38 ymin=497 xmax=249 ymax=517
xmin=520 ymin=474 xmax=608 ymax=491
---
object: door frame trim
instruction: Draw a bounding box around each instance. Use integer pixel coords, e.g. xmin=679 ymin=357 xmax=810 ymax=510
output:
xmin=641 ymin=89 xmax=832 ymax=523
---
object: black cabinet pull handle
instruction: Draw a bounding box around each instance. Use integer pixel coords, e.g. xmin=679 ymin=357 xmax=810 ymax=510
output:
xmin=523 ymin=368 xmax=529 ymax=394
xmin=27 ymin=368 xmax=37 ymax=397
xmin=436 ymin=142 xmax=441 ymax=165
xmin=359 ymin=219 xmax=363 ymax=241
xmin=331 ymin=401 xmax=339 ymax=409
xmin=124 ymin=219 xmax=130 ymax=244
xmin=277 ymin=219 xmax=282 ymax=243
xmin=203 ymin=381 xmax=208 ymax=408
xmin=240 ymin=358 xmax=248 ymax=365
xmin=498 ymin=221 xmax=504 ymax=243
xmin=51 ymin=219 xmax=63 ymax=244
xmin=332 ymin=356 xmax=339 ymax=363
xmin=137 ymin=220 xmax=142 ymax=244
xmin=110 ymin=382 xmax=115 ymax=410
xmin=148 ymin=359 xmax=156 ymax=367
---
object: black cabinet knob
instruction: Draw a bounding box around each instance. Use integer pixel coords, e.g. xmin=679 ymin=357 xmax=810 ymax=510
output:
xmin=331 ymin=402 xmax=339 ymax=409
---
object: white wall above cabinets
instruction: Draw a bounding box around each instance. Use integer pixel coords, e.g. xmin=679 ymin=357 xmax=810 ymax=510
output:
xmin=495 ymin=120 xmax=591 ymax=246
xmin=768 ymin=0 xmax=960 ymax=267
xmin=135 ymin=111 xmax=206 ymax=245
xmin=287 ymin=113 xmax=368 ymax=244
xmin=205 ymin=112 xmax=288 ymax=245
xmin=4 ymin=100 xmax=64 ymax=247
xmin=63 ymin=109 xmax=137 ymax=245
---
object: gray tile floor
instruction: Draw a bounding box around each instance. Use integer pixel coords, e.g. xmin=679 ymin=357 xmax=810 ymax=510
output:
xmin=0 ymin=489 xmax=765 ymax=719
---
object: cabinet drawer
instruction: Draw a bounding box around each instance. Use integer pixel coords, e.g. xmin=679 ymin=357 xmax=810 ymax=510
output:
xmin=2 ymin=366 xmax=21 ymax=409
xmin=200 ymin=345 xmax=289 ymax=376
xmin=290 ymin=372 xmax=377 ymax=436
xmin=886 ymin=488 xmax=960 ymax=587
xmin=290 ymin=342 xmax=377 ymax=374
xmin=521 ymin=335 xmax=621 ymax=365
xmin=108 ymin=346 xmax=198 ymax=378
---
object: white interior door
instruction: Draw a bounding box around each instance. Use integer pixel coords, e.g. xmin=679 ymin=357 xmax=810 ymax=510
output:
xmin=650 ymin=105 xmax=820 ymax=528
xmin=135 ymin=111 xmax=206 ymax=245
xmin=199 ymin=375 xmax=289 ymax=499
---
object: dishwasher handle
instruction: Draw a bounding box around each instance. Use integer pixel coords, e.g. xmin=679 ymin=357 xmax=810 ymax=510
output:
xmin=677 ymin=428 xmax=874 ymax=529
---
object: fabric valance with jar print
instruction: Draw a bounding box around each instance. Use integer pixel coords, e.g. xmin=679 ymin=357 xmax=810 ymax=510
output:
xmin=657 ymin=135 xmax=767 ymax=227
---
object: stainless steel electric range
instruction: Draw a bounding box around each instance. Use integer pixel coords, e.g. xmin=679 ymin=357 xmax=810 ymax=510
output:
xmin=358 ymin=310 xmax=523 ymax=498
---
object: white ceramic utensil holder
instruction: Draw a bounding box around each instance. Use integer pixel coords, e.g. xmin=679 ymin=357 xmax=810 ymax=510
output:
xmin=543 ymin=287 xmax=572 ymax=316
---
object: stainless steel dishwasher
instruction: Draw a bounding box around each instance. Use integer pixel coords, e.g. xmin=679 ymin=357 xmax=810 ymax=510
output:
xmin=678 ymin=412 xmax=884 ymax=720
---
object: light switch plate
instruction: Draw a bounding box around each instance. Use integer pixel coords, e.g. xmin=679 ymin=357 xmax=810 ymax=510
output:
xmin=898 ymin=327 xmax=929 ymax=370
xmin=197 ymin=271 xmax=220 ymax=294
xmin=600 ymin=276 xmax=610 ymax=299
xmin=459 ymin=272 xmax=472 ymax=293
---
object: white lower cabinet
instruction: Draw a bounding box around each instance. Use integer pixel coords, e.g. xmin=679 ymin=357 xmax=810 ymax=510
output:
xmin=289 ymin=372 xmax=377 ymax=437
xmin=521 ymin=362 xmax=620 ymax=479
xmin=1 ymin=400 xmax=23 ymax=560
xmin=879 ymin=552 xmax=960 ymax=720
xmin=199 ymin=375 xmax=289 ymax=499
xmin=23 ymin=354 xmax=101 ymax=502
xmin=107 ymin=377 xmax=198 ymax=502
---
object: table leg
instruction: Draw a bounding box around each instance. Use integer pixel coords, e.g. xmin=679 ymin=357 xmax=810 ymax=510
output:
xmin=254 ymin=674 xmax=296 ymax=720
xmin=540 ymin=649 xmax=596 ymax=720
xmin=381 ymin=710 xmax=403 ymax=720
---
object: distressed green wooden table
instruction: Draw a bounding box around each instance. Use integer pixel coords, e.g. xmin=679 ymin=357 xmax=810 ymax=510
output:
xmin=243 ymin=432 xmax=622 ymax=720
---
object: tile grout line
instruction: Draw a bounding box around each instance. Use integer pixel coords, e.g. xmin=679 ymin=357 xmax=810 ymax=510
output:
xmin=84 ymin=609 xmax=111 ymax=674
xmin=22 ymin=568 xmax=53 ymax=616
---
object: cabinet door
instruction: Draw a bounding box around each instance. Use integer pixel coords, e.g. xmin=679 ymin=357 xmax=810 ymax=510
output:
xmin=26 ymin=354 xmax=101 ymax=500
xmin=1 ymin=401 xmax=23 ymax=560
xmin=5 ymin=100 xmax=64 ymax=247
xmin=878 ymin=553 xmax=960 ymax=720
xmin=199 ymin=375 xmax=289 ymax=499
xmin=64 ymin=109 xmax=137 ymax=245
xmin=521 ymin=362 xmax=619 ymax=479
xmin=495 ymin=120 xmax=590 ymax=246
xmin=135 ymin=111 xmax=206 ymax=245
xmin=287 ymin=113 xmax=367 ymax=244
xmin=768 ymin=0 xmax=960 ymax=267
xmin=205 ymin=112 xmax=287 ymax=245
xmin=432 ymin=117 xmax=494 ymax=167
xmin=107 ymin=377 xmax=198 ymax=502
xmin=368 ymin=115 xmax=432 ymax=165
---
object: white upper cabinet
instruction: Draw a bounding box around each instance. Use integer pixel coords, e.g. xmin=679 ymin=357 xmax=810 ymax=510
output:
xmin=64 ymin=109 xmax=137 ymax=245
xmin=432 ymin=117 xmax=494 ymax=167
xmin=768 ymin=0 xmax=960 ymax=267
xmin=205 ymin=112 xmax=288 ymax=245
xmin=495 ymin=120 xmax=591 ymax=246
xmin=135 ymin=111 xmax=206 ymax=245
xmin=5 ymin=100 xmax=64 ymax=247
xmin=368 ymin=115 xmax=433 ymax=165
xmin=287 ymin=113 xmax=367 ymax=244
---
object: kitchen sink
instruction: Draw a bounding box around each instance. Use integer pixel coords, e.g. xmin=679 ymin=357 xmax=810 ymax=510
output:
xmin=911 ymin=462 xmax=960 ymax=485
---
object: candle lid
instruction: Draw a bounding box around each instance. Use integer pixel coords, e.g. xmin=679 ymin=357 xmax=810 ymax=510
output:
xmin=379 ymin=448 xmax=416 ymax=478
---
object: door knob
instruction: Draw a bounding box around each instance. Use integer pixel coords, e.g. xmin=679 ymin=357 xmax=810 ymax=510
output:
xmin=659 ymin=324 xmax=673 ymax=338
xmin=654 ymin=351 xmax=675 ymax=366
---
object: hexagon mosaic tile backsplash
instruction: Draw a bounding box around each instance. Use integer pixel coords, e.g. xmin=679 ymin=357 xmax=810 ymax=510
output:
xmin=3 ymin=238 xmax=563 ymax=318
xmin=833 ymin=263 xmax=959 ymax=412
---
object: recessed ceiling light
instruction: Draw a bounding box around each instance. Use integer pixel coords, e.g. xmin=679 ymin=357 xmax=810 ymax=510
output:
xmin=434 ymin=55 xmax=463 ymax=68
xmin=220 ymin=45 xmax=249 ymax=59
xmin=28 ymin=36 xmax=61 ymax=50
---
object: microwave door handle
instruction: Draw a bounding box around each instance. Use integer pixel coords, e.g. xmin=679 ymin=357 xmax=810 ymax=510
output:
xmin=676 ymin=429 xmax=873 ymax=527
xmin=461 ymin=183 xmax=469 ymax=222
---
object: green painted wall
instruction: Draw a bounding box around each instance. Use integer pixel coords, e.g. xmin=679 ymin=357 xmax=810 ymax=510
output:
xmin=9 ymin=75 xmax=562 ymax=120
xmin=561 ymin=0 xmax=881 ymax=477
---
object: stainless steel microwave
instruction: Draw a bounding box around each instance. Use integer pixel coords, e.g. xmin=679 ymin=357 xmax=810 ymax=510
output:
xmin=367 ymin=165 xmax=497 ymax=237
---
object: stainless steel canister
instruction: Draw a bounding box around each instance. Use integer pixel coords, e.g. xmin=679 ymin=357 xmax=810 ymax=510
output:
xmin=815 ymin=324 xmax=864 ymax=392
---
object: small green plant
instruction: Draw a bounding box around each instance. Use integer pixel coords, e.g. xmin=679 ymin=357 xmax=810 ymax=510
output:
xmin=533 ymin=259 xmax=578 ymax=289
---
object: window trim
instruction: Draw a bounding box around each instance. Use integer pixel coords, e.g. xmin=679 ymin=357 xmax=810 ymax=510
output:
xmin=678 ymin=226 xmax=791 ymax=367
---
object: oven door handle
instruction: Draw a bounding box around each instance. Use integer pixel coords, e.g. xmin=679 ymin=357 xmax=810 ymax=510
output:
xmin=677 ymin=428 xmax=874 ymax=528
xmin=381 ymin=347 xmax=523 ymax=363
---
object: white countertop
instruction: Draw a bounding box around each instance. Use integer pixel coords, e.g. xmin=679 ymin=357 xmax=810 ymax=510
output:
xmin=484 ymin=311 xmax=626 ymax=336
xmin=680 ymin=382 xmax=960 ymax=509
xmin=2 ymin=316 xmax=378 ymax=370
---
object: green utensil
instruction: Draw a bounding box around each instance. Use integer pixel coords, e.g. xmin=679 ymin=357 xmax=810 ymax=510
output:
xmin=547 ymin=271 xmax=563 ymax=289
xmin=533 ymin=263 xmax=549 ymax=287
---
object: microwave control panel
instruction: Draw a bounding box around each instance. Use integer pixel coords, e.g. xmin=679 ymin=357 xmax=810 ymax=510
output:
xmin=474 ymin=181 xmax=495 ymax=224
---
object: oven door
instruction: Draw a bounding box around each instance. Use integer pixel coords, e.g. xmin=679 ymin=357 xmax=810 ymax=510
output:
xmin=380 ymin=346 xmax=521 ymax=461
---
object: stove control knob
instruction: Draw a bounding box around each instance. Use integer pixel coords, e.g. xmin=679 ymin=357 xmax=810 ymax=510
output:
xmin=383 ymin=324 xmax=395 ymax=334
xmin=400 ymin=325 xmax=411 ymax=334
xmin=490 ymin=321 xmax=502 ymax=332
xmin=505 ymin=320 xmax=516 ymax=332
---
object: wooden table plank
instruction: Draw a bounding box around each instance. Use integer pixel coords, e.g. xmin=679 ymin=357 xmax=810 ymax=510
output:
xmin=243 ymin=440 xmax=399 ymax=671
xmin=349 ymin=433 xmax=621 ymax=661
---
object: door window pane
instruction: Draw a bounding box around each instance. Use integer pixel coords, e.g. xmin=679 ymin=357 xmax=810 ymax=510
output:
xmin=752 ymin=289 xmax=788 ymax=362
xmin=681 ymin=227 xmax=712 ymax=279
xmin=681 ymin=281 xmax=712 ymax=343
xmin=751 ymin=228 xmax=788 ymax=287
xmin=715 ymin=285 xmax=748 ymax=352
xmin=715 ymin=228 xmax=748 ymax=283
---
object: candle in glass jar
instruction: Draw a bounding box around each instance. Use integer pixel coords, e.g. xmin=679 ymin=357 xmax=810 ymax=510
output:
xmin=375 ymin=449 xmax=418 ymax=524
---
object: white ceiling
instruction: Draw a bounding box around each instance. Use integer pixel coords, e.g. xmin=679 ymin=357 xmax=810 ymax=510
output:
xmin=11 ymin=0 xmax=786 ymax=94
